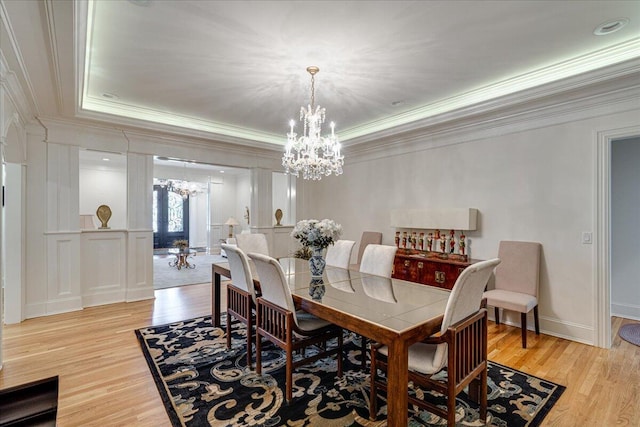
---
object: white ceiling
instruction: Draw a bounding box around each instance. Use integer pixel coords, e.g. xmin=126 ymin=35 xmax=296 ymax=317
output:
xmin=3 ymin=1 xmax=640 ymax=149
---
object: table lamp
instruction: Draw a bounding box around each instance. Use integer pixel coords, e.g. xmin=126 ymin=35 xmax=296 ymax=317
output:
xmin=225 ymin=217 xmax=240 ymax=238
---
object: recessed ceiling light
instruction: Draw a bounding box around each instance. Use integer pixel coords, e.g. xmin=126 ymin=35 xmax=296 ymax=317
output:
xmin=391 ymin=100 xmax=405 ymax=107
xmin=593 ymin=18 xmax=629 ymax=36
xmin=102 ymin=157 xmax=110 ymax=161
xmin=219 ymin=170 xmax=225 ymax=173
xmin=102 ymin=92 xmax=119 ymax=99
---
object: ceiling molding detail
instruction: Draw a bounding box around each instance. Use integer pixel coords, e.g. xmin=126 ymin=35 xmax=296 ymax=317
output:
xmin=0 ymin=52 xmax=32 ymax=127
xmin=345 ymin=78 xmax=640 ymax=164
xmin=343 ymin=58 xmax=640 ymax=148
xmin=0 ymin=2 xmax=39 ymax=117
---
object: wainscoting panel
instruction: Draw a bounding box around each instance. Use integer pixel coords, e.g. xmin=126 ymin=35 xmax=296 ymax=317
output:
xmin=81 ymin=230 xmax=127 ymax=306
xmin=45 ymin=232 xmax=82 ymax=315
xmin=126 ymin=230 xmax=154 ymax=302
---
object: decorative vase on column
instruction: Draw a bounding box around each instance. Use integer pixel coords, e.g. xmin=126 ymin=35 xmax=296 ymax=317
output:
xmin=308 ymin=246 xmax=326 ymax=278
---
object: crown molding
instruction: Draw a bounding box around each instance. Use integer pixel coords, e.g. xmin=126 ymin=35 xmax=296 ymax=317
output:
xmin=0 ymin=0 xmax=40 ymax=116
xmin=345 ymin=75 xmax=640 ymax=163
xmin=340 ymin=38 xmax=640 ymax=142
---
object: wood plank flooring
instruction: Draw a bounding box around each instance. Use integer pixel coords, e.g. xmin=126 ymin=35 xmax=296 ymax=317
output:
xmin=1 ymin=283 xmax=638 ymax=426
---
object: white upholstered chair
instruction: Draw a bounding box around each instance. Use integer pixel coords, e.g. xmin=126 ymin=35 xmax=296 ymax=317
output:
xmin=483 ymin=241 xmax=542 ymax=348
xmin=220 ymin=237 xmax=237 ymax=258
xmin=222 ymin=244 xmax=258 ymax=367
xmin=248 ymin=252 xmax=343 ymax=403
xmin=325 ymin=240 xmax=356 ymax=269
xmin=352 ymin=231 xmax=383 ymax=270
xmin=359 ymin=244 xmax=397 ymax=278
xmin=236 ymin=233 xmax=269 ymax=256
xmin=370 ymin=258 xmax=501 ymax=426
xmin=357 ymin=244 xmax=397 ymax=366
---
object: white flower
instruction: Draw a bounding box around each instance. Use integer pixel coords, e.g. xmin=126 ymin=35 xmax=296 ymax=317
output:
xmin=291 ymin=218 xmax=342 ymax=249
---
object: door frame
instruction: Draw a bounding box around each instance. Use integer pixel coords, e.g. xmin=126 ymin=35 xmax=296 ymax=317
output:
xmin=595 ymin=124 xmax=640 ymax=348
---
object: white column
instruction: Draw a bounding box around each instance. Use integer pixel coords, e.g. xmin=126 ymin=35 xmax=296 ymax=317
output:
xmin=45 ymin=142 xmax=82 ymax=314
xmin=125 ymin=152 xmax=154 ymax=301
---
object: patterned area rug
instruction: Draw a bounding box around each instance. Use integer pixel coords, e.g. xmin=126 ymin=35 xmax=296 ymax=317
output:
xmin=619 ymin=323 xmax=640 ymax=346
xmin=136 ymin=316 xmax=565 ymax=427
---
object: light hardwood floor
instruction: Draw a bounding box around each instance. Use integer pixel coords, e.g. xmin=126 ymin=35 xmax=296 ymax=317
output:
xmin=1 ymin=283 xmax=638 ymax=426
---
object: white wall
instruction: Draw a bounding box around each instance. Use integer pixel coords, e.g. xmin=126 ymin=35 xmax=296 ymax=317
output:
xmin=301 ymin=106 xmax=640 ymax=344
xmin=79 ymin=158 xmax=127 ymax=230
xmin=611 ymin=136 xmax=640 ymax=321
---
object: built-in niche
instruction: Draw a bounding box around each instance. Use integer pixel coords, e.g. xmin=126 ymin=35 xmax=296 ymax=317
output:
xmin=272 ymin=171 xmax=296 ymax=226
xmin=79 ymin=149 xmax=127 ymax=229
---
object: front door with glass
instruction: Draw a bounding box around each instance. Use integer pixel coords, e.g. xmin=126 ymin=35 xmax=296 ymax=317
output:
xmin=153 ymin=185 xmax=190 ymax=249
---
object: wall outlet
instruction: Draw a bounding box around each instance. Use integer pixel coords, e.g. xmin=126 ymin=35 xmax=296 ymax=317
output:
xmin=582 ymin=232 xmax=592 ymax=244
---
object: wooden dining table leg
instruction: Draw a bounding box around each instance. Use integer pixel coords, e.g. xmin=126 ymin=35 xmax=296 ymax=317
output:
xmin=385 ymin=339 xmax=409 ymax=427
xmin=212 ymin=269 xmax=221 ymax=327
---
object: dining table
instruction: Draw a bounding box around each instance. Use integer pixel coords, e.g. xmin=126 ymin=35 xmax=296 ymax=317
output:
xmin=211 ymin=258 xmax=451 ymax=427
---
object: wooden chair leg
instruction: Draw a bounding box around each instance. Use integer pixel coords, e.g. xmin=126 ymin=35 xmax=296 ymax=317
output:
xmin=246 ymin=323 xmax=253 ymax=369
xmin=286 ymin=348 xmax=293 ymax=403
xmin=226 ymin=315 xmax=232 ymax=349
xmin=256 ymin=334 xmax=262 ymax=375
xmin=521 ymin=312 xmax=527 ymax=348
xmin=534 ymin=305 xmax=540 ymax=335
xmin=369 ymin=348 xmax=378 ymax=421
xmin=494 ymin=307 xmax=500 ymax=325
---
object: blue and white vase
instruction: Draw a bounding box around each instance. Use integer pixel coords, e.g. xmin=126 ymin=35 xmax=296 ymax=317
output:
xmin=309 ymin=277 xmax=326 ymax=301
xmin=308 ymin=246 xmax=326 ymax=278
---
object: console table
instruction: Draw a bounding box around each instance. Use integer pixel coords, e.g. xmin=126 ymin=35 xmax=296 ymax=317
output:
xmin=392 ymin=252 xmax=480 ymax=290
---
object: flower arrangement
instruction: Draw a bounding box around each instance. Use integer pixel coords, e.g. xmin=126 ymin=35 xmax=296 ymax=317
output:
xmin=172 ymin=239 xmax=189 ymax=249
xmin=291 ymin=219 xmax=342 ymax=250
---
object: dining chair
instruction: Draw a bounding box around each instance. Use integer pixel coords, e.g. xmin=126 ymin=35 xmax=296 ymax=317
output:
xmin=369 ymin=258 xmax=501 ymax=427
xmin=222 ymin=244 xmax=258 ymax=368
xmin=358 ymin=244 xmax=397 ymax=366
xmin=352 ymin=231 xmax=383 ymax=269
xmin=236 ymin=233 xmax=270 ymax=256
xmin=359 ymin=244 xmax=397 ymax=278
xmin=248 ymin=252 xmax=344 ymax=403
xmin=325 ymin=240 xmax=356 ymax=269
xmin=483 ymin=240 xmax=542 ymax=348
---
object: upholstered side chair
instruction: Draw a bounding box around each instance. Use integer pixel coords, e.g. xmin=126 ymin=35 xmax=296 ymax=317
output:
xmin=357 ymin=244 xmax=397 ymax=366
xmin=325 ymin=240 xmax=356 ymax=269
xmin=352 ymin=231 xmax=383 ymax=270
xmin=222 ymin=244 xmax=258 ymax=368
xmin=248 ymin=252 xmax=343 ymax=403
xmin=483 ymin=240 xmax=542 ymax=348
xmin=236 ymin=233 xmax=270 ymax=256
xmin=359 ymin=244 xmax=397 ymax=278
xmin=370 ymin=258 xmax=501 ymax=427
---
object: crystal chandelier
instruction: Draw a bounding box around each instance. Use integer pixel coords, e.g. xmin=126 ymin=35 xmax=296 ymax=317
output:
xmin=153 ymin=178 xmax=206 ymax=199
xmin=282 ymin=66 xmax=344 ymax=180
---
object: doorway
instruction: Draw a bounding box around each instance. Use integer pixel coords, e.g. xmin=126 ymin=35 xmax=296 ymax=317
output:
xmin=153 ymin=185 xmax=190 ymax=249
xmin=595 ymin=125 xmax=640 ymax=348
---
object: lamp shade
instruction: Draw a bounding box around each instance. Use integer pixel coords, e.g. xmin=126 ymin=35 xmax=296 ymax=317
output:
xmin=225 ymin=217 xmax=240 ymax=226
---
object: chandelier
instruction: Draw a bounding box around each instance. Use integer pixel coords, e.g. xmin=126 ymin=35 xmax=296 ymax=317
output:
xmin=282 ymin=66 xmax=344 ymax=181
xmin=153 ymin=178 xmax=206 ymax=199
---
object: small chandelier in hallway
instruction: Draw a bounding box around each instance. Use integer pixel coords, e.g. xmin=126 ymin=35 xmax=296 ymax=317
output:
xmin=282 ymin=66 xmax=344 ymax=181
